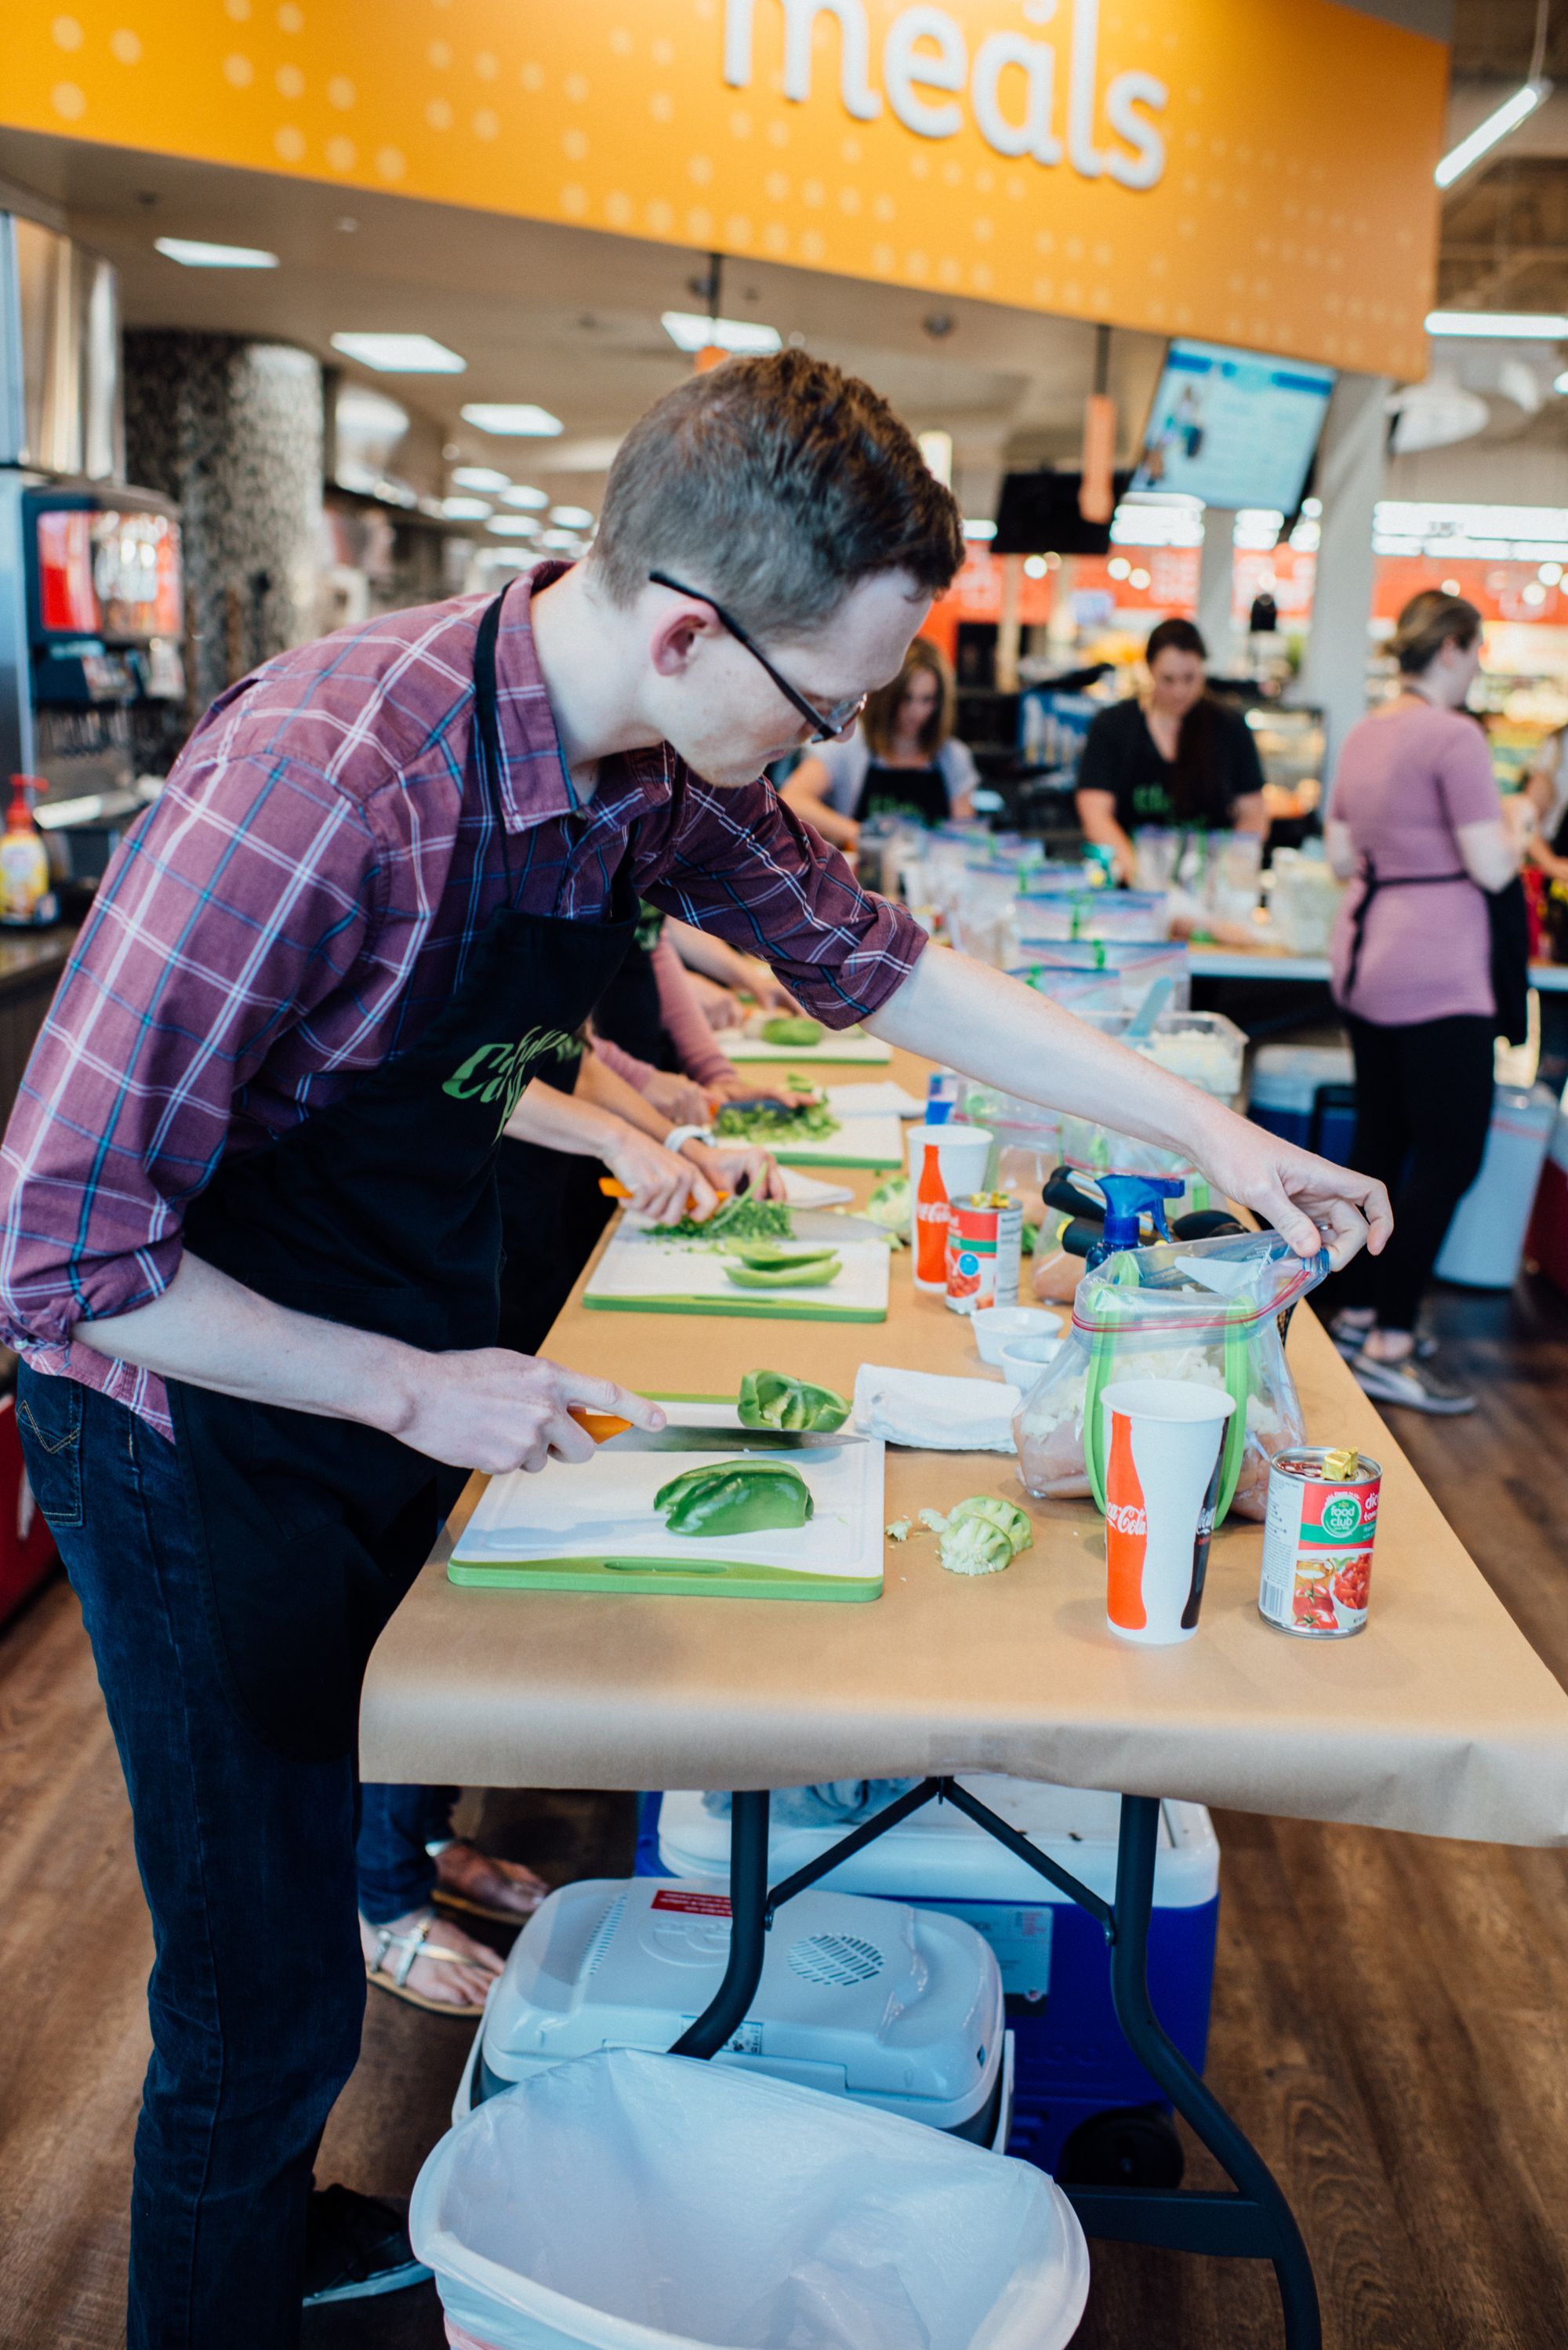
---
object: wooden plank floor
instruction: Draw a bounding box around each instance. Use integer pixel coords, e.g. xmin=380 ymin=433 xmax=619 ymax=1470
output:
xmin=3 ymin=1275 xmax=1567 ymax=2350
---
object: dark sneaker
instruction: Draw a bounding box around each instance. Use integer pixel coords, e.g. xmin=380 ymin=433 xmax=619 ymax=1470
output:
xmin=1353 ymin=1351 xmax=1475 ymax=1415
xmin=302 ymin=2185 xmax=431 ymax=2305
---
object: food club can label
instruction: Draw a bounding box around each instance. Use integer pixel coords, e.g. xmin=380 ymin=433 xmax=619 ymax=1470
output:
xmin=1258 ymin=1447 xmax=1381 ymax=1638
xmin=946 ymin=1194 xmax=1024 ymax=1316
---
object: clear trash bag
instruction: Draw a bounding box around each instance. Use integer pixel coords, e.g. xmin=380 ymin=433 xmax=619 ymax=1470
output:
xmin=1012 ymin=1230 xmax=1328 ymax=1524
xmin=412 ymin=2048 xmax=1090 ymax=2350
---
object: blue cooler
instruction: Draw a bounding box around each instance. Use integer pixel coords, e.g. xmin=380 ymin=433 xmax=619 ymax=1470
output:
xmin=637 ymin=1778 xmax=1219 ymax=2181
xmin=1248 ymin=1043 xmax=1356 ymax=1164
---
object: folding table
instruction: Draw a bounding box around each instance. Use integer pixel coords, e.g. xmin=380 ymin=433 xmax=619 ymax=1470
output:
xmin=363 ymin=1051 xmax=1568 ymax=2349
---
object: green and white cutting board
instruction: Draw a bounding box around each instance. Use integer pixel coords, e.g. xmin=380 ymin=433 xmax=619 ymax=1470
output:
xmin=448 ymin=1405 xmax=884 ymax=1600
xmin=584 ymin=1231 xmax=889 ymax=1320
xmin=759 ymin=1112 xmax=904 ymax=1169
xmin=727 ymin=1021 xmax=891 ymax=1066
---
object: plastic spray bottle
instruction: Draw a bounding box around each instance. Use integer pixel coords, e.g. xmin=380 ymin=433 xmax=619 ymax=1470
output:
xmin=1083 ymin=1174 xmax=1185 ymax=1272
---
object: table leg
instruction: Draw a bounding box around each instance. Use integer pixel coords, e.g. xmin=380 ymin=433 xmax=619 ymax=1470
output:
xmin=1064 ymin=1794 xmax=1322 ymax=2350
xmin=670 ymin=1790 xmax=771 ymax=2059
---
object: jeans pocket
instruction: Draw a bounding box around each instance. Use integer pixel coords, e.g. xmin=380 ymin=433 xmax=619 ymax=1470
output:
xmin=16 ymin=1371 xmax=84 ymax=1531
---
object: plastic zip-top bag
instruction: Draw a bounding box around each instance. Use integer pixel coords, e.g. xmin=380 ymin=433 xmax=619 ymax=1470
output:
xmin=1012 ymin=1230 xmax=1327 ymax=1523
xmin=412 ymin=2048 xmax=1090 ymax=2350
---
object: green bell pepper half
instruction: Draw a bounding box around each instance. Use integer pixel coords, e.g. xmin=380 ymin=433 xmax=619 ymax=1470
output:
xmin=655 ymin=1458 xmax=815 ymax=1538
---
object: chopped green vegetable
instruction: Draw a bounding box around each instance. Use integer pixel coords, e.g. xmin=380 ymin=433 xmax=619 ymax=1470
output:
xmin=918 ymin=1506 xmax=949 ymax=1534
xmin=866 ymin=1175 xmax=911 ymax=1232
xmin=655 ymin=1458 xmax=814 ymax=1538
xmin=939 ymin=1516 xmax=1015 ymax=1577
xmin=648 ymin=1196 xmax=793 ymax=1244
xmin=760 ymin=1015 xmax=824 ymax=1048
xmin=713 ymin=1094 xmax=840 ymax=1146
xmin=724 ymin=1252 xmax=841 ymax=1290
xmin=885 ymin=1518 xmax=913 ymax=1542
xmin=946 ymin=1495 xmax=1034 ymax=1559
xmin=739 ymin=1371 xmax=851 ymax=1433
xmin=724 ymin=1241 xmax=828 ymax=1271
xmin=1020 ymin=1222 xmax=1040 ymax=1257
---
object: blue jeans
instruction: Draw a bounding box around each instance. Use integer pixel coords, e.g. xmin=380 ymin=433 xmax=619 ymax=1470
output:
xmin=16 ymin=1367 xmax=365 ymax=2350
xmin=356 ymin=1781 xmax=458 ymax=1923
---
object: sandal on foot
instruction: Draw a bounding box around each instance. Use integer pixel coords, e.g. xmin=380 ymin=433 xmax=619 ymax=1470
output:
xmin=432 ymin=1840 xmax=550 ymax=1925
xmin=365 ymin=1909 xmax=492 ymax=2018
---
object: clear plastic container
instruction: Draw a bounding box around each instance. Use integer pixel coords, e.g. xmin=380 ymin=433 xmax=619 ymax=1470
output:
xmin=1029 ymin=939 xmax=1191 ymax=1012
xmin=1087 ymin=1006 xmax=1247 ymax=1102
xmin=1006 ymin=963 xmax=1124 ymax=1015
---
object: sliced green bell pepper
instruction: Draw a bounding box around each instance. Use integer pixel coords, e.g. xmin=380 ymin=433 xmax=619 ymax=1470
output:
xmin=655 ymin=1458 xmax=815 ymax=1538
xmin=738 ymin=1369 xmax=852 ymax=1433
xmin=760 ymin=1015 xmax=824 ymax=1048
xmin=724 ymin=1253 xmax=841 ymax=1290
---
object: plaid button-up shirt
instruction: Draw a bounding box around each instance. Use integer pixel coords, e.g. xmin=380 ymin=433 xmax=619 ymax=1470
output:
xmin=0 ymin=565 xmax=925 ymax=1432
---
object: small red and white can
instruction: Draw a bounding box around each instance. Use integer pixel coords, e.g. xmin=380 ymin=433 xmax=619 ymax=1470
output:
xmin=946 ymin=1193 xmax=1023 ymax=1315
xmin=1258 ymin=1447 xmax=1382 ymax=1638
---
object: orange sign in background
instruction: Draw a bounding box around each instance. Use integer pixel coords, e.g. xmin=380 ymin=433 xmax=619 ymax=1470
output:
xmin=7 ymin=0 xmax=1446 ymax=376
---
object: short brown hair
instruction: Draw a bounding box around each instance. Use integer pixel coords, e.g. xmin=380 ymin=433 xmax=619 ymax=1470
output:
xmin=589 ymin=351 xmax=964 ymax=636
xmin=1391 ymin=588 xmax=1482 ymax=675
xmin=862 ymin=637 xmax=956 ymax=758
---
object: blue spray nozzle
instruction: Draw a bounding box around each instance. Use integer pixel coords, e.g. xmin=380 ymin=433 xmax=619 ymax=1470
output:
xmin=1090 ymin=1174 xmax=1185 ymax=1262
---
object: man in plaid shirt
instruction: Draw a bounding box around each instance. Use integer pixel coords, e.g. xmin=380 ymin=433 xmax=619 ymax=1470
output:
xmin=0 ymin=354 xmax=1390 ymax=2345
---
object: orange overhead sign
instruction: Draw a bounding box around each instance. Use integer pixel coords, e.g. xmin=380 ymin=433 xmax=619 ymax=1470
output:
xmin=9 ymin=1 xmax=1446 ymax=376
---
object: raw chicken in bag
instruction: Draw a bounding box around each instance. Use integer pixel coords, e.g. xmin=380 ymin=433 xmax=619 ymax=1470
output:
xmin=1012 ymin=1230 xmax=1328 ymax=1523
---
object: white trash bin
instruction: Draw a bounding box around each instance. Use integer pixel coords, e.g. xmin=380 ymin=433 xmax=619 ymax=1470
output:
xmin=413 ymin=2047 xmax=1091 ymax=2350
xmin=1436 ymin=1083 xmax=1559 ymax=1289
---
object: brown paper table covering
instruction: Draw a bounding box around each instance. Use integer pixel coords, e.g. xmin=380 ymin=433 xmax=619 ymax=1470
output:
xmin=361 ymin=1053 xmax=1568 ymax=1847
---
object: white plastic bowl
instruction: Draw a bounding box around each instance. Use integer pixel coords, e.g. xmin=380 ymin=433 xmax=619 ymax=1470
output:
xmin=971 ymin=1305 xmax=1062 ymax=1367
xmin=997 ymin=1335 xmax=1063 ymax=1393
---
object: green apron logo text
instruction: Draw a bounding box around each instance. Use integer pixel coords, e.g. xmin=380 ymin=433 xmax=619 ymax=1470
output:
xmin=442 ymin=1030 xmax=583 ymax=1137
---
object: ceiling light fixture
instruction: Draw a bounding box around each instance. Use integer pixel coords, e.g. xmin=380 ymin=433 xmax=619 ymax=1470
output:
xmin=1425 ymin=311 xmax=1568 ymax=340
xmin=539 ymin=528 xmax=587 ymax=551
xmin=461 ymin=403 xmax=564 ymax=436
xmin=441 ymin=496 xmax=492 ymax=521
xmin=451 ymin=465 xmax=511 ymax=492
xmin=660 ymin=310 xmax=782 ymax=355
xmin=1435 ymin=79 xmax=1551 ymax=188
xmin=962 ymin=518 xmax=997 ymax=541
xmin=155 ymin=236 xmax=279 ymax=268
xmin=331 ymin=332 xmax=466 ymax=372
xmin=550 ymin=504 xmax=594 ymax=528
xmin=486 ymin=515 xmax=542 ymax=536
xmin=499 ymin=485 xmax=550 ymax=510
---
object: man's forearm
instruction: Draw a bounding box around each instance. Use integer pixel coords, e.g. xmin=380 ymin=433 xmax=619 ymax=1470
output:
xmin=75 ymin=1251 xmax=420 ymax=1433
xmin=866 ymin=948 xmax=1218 ymax=1164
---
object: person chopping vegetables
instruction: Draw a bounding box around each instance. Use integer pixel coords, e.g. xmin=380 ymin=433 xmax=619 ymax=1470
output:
xmin=0 ymin=350 xmax=1392 ymax=2348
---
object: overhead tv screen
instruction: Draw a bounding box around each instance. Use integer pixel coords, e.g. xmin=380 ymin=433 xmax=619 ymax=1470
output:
xmin=1130 ymin=340 xmax=1336 ymax=513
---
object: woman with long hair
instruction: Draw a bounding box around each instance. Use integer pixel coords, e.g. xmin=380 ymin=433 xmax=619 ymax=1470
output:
xmin=1074 ymin=616 xmax=1268 ymax=882
xmin=782 ymin=636 xmax=976 ymax=849
xmin=1324 ymin=589 xmax=1519 ymax=1413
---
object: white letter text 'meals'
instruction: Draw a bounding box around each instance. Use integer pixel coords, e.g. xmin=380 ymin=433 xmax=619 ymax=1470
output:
xmin=724 ymin=0 xmax=882 ymax=121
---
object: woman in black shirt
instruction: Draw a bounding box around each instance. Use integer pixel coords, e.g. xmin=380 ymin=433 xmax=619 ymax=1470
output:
xmin=1074 ymin=617 xmax=1268 ymax=882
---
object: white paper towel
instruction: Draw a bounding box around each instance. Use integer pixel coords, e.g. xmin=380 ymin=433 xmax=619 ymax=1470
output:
xmin=852 ymin=1364 xmax=1021 ymax=1452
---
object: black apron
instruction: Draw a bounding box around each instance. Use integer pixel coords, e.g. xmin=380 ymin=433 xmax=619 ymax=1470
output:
xmin=1341 ymin=856 xmax=1530 ymax=1047
xmin=591 ymin=904 xmax=671 ymax=1070
xmin=169 ymin=590 xmax=637 ymax=1760
xmin=853 ymin=758 xmax=950 ymax=829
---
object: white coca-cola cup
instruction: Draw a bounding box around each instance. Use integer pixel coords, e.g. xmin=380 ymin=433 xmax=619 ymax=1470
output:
xmin=906 ymin=1121 xmax=993 ymax=1291
xmin=1100 ymin=1378 xmax=1236 ymax=1645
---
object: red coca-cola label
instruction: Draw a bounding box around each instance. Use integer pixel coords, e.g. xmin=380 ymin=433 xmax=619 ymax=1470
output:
xmin=650 ymin=1888 xmax=732 ymax=1916
xmin=1105 ymin=1410 xmax=1149 ymax=1630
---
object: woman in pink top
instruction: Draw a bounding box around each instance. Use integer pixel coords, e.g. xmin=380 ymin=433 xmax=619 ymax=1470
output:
xmin=1325 ymin=590 xmax=1519 ymax=1413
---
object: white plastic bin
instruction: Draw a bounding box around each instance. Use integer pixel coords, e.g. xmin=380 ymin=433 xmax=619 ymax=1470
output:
xmin=414 ymin=2048 xmax=1091 ymax=2350
xmin=1436 ymin=1083 xmax=1559 ymax=1289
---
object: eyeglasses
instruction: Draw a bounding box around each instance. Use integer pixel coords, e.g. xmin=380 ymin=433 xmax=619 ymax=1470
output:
xmin=648 ymin=569 xmax=868 ymax=744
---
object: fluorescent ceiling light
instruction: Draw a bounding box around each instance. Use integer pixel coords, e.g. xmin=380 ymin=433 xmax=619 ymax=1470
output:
xmin=660 ymin=310 xmax=782 ymax=356
xmin=1435 ymin=78 xmax=1551 ymax=190
xmin=499 ymin=485 xmax=550 ymax=510
xmin=540 ymin=528 xmax=586 ymax=550
xmin=1426 ymin=310 xmax=1568 ymax=339
xmin=963 ymin=518 xmax=996 ymax=541
xmin=461 ymin=403 xmax=564 ymax=435
xmin=332 ymin=332 xmax=466 ymax=373
xmin=486 ymin=515 xmax=541 ymax=536
xmin=451 ymin=465 xmax=510 ymax=492
xmin=441 ymin=496 xmax=492 ymax=521
xmin=1555 ymin=371 xmax=1568 ymax=393
xmin=155 ymin=236 xmax=278 ymax=268
xmin=550 ymin=504 xmax=594 ymax=528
